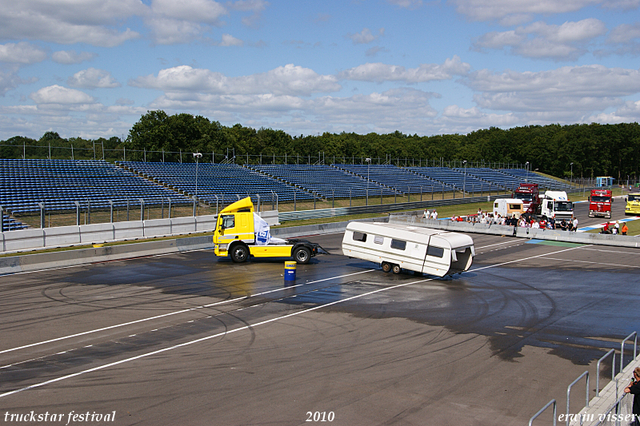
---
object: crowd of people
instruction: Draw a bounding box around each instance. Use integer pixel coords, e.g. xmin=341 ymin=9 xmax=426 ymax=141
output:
xmin=424 ymin=207 xmax=630 ymax=235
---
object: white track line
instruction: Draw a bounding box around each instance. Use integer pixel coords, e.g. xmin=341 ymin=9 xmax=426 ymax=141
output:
xmin=0 ymin=269 xmax=375 ymax=356
xmin=0 ymin=244 xmax=588 ymax=399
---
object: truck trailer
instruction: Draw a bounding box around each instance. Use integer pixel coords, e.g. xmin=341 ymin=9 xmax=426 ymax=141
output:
xmin=213 ymin=197 xmax=324 ymax=264
xmin=342 ymin=222 xmax=475 ymax=277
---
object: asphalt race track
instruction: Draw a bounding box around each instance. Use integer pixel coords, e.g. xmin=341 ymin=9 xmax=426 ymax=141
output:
xmin=0 ymin=200 xmax=638 ymax=426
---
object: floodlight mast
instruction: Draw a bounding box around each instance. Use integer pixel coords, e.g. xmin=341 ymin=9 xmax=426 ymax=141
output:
xmin=193 ymin=152 xmax=202 ymax=200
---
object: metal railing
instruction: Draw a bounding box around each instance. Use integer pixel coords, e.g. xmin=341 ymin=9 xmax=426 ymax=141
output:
xmin=566 ymin=371 xmax=589 ymax=426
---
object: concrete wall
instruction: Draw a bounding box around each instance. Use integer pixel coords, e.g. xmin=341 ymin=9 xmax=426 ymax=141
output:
xmin=389 ymin=213 xmax=640 ymax=248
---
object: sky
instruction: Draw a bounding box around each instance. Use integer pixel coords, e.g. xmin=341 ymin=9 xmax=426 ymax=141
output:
xmin=1 ymin=0 xmax=640 ymax=141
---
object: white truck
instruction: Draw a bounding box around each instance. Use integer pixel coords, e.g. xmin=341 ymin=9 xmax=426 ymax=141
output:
xmin=539 ymin=190 xmax=573 ymax=221
xmin=342 ymin=222 xmax=475 ymax=277
xmin=492 ymin=198 xmax=525 ymax=219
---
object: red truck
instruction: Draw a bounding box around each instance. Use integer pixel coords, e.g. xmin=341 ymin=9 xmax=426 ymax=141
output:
xmin=588 ymin=189 xmax=612 ymax=218
xmin=512 ymin=183 xmax=541 ymax=215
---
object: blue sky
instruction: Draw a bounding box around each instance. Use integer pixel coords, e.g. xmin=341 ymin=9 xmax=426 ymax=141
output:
xmin=1 ymin=0 xmax=640 ymax=141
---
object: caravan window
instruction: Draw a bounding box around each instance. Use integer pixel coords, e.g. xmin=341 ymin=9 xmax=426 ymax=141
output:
xmin=374 ymin=235 xmax=384 ymax=245
xmin=390 ymin=239 xmax=406 ymax=250
xmin=427 ymin=246 xmax=444 ymax=258
xmin=352 ymin=231 xmax=367 ymax=242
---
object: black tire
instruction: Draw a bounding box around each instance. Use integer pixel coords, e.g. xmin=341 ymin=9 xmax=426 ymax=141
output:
xmin=381 ymin=262 xmax=392 ymax=273
xmin=293 ymin=246 xmax=311 ymax=264
xmin=230 ymin=244 xmax=249 ymax=263
xmin=392 ymin=264 xmax=401 ymax=274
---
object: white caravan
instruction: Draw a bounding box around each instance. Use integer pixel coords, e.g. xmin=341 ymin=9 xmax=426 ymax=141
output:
xmin=492 ymin=198 xmax=525 ymax=219
xmin=342 ymin=222 xmax=475 ymax=277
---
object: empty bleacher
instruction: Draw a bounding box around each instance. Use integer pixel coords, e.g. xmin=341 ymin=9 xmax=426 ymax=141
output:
xmin=334 ymin=164 xmax=448 ymax=195
xmin=0 ymin=159 xmax=191 ymax=215
xmin=248 ymin=164 xmax=396 ymax=199
xmin=406 ymin=167 xmax=503 ymax=193
xmin=502 ymin=168 xmax=574 ymax=191
xmin=119 ymin=161 xmax=313 ymax=205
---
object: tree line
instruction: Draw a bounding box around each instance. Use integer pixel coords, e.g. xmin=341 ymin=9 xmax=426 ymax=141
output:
xmin=2 ymin=110 xmax=639 ymax=181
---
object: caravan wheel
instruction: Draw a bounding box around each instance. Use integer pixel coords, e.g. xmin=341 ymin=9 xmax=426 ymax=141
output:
xmin=381 ymin=262 xmax=392 ymax=273
xmin=392 ymin=264 xmax=401 ymax=274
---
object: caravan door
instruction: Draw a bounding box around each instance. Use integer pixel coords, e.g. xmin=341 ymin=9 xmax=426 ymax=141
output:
xmin=421 ymin=236 xmax=451 ymax=277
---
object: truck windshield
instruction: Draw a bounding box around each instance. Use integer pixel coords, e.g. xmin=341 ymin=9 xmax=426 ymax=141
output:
xmin=221 ymin=215 xmax=235 ymax=229
xmin=514 ymin=193 xmax=533 ymax=202
xmin=554 ymin=201 xmax=573 ymax=212
xmin=591 ymin=196 xmax=611 ymax=203
xmin=629 ymin=194 xmax=640 ymax=202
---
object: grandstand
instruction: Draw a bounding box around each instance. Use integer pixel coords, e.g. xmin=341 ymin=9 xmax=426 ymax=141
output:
xmin=0 ymin=159 xmax=191 ymax=216
xmin=334 ymin=164 xmax=448 ymax=195
xmin=503 ymin=168 xmax=574 ymax=191
xmin=119 ymin=161 xmax=314 ymax=205
xmin=0 ymin=158 xmax=577 ymax=231
xmin=406 ymin=167 xmax=503 ymax=193
xmin=248 ymin=164 xmax=397 ymax=199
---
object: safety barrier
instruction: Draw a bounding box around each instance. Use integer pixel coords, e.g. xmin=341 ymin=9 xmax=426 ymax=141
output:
xmin=529 ymin=332 xmax=639 ymax=426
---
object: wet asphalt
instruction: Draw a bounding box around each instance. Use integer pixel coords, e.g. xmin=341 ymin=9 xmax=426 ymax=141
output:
xmin=0 ymin=200 xmax=638 ymax=425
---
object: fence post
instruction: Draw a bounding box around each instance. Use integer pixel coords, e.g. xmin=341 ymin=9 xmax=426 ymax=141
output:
xmin=39 ymin=202 xmax=45 ymax=229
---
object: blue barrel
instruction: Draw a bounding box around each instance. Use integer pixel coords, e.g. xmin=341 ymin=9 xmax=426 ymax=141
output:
xmin=284 ymin=261 xmax=296 ymax=281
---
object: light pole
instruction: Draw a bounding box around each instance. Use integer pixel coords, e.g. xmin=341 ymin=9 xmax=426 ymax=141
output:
xmin=365 ymin=157 xmax=371 ymax=206
xmin=570 ymin=162 xmax=573 ymax=184
xmin=462 ymin=160 xmax=467 ymax=198
xmin=525 ymin=161 xmax=529 ymax=182
xmin=193 ymin=152 xmax=202 ymax=200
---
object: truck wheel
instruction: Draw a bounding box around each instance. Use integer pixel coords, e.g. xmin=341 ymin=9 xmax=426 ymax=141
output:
xmin=392 ymin=264 xmax=401 ymax=274
xmin=293 ymin=247 xmax=311 ymax=264
xmin=230 ymin=244 xmax=249 ymax=263
xmin=381 ymin=262 xmax=392 ymax=273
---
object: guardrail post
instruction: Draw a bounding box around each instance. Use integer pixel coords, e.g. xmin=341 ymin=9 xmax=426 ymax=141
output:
xmin=529 ymin=399 xmax=556 ymax=426
xmin=167 ymin=198 xmax=172 ymax=219
xmin=566 ymin=371 xmax=589 ymax=426
xmin=109 ymin=200 xmax=114 ymax=223
xmin=621 ymin=332 xmax=637 ymax=373
xmin=38 ymin=202 xmax=45 ymax=228
xmin=1 ymin=206 xmax=4 ymax=233
xmin=74 ymin=201 xmax=80 ymax=226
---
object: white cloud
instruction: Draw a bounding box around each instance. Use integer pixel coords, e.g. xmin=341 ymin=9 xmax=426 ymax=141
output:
xmin=219 ymin=33 xmax=244 ymax=46
xmin=0 ymin=42 xmax=47 ymax=65
xmin=151 ymin=0 xmax=226 ymax=23
xmin=386 ymin=0 xmax=423 ymax=8
xmin=0 ymin=70 xmax=24 ymax=96
xmin=130 ymin=64 xmax=341 ymax=96
xmin=30 ymin=85 xmax=95 ymax=105
xmin=347 ymin=28 xmax=385 ymax=45
xmin=68 ymin=68 xmax=121 ymax=89
xmin=338 ymin=56 xmax=471 ymax=83
xmin=0 ymin=0 xmax=144 ymax=47
xmin=473 ymin=19 xmax=607 ymax=60
xmin=449 ymin=0 xmax=601 ymax=23
xmin=52 ymin=50 xmax=97 ymax=65
xmin=464 ymin=65 xmax=640 ymax=114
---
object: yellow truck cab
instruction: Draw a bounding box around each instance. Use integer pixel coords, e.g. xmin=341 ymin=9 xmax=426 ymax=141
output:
xmin=214 ymin=197 xmax=323 ymax=264
xmin=625 ymin=193 xmax=640 ymax=215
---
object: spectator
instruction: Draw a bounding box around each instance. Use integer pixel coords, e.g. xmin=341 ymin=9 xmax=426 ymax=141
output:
xmin=624 ymin=367 xmax=640 ymax=426
xmin=431 ymin=210 xmax=438 ymax=220
xmin=572 ymin=217 xmax=579 ymax=232
xmin=423 ymin=209 xmax=430 ymax=219
xmin=622 ymin=222 xmax=629 ymax=235
xmin=601 ymin=222 xmax=611 ymax=234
